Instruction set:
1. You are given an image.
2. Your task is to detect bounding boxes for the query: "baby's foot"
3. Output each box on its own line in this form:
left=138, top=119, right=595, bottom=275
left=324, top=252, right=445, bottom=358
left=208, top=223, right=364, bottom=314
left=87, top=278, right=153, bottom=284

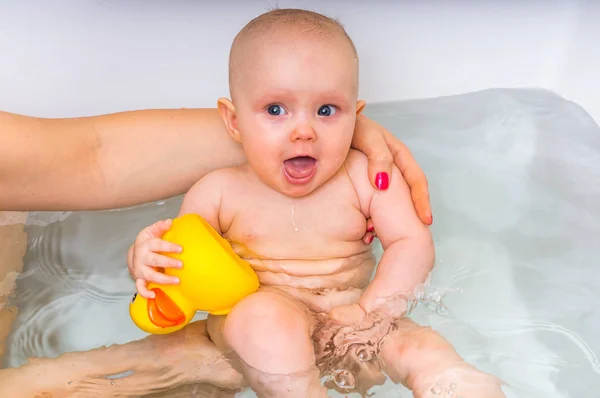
left=413, top=365, right=506, bottom=398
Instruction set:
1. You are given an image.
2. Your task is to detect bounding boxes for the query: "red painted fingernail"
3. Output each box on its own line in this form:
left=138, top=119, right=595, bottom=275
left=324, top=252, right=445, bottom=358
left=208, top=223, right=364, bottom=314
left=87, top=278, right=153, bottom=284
left=367, top=225, right=375, bottom=233
left=367, top=235, right=374, bottom=244
left=375, top=172, right=389, bottom=190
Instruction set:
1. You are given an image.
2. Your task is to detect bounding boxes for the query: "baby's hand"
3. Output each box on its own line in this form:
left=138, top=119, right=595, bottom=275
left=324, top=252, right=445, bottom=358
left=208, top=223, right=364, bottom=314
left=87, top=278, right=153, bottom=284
left=328, top=303, right=367, bottom=326
left=128, top=219, right=183, bottom=299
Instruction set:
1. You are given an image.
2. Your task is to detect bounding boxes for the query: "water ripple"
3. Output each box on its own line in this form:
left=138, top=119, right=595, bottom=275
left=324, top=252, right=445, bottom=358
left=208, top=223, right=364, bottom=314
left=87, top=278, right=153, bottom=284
left=470, top=318, right=600, bottom=374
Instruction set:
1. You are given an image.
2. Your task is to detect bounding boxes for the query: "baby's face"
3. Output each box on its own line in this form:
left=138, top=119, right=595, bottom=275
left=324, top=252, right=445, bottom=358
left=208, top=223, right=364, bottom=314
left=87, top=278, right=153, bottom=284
left=228, top=33, right=361, bottom=197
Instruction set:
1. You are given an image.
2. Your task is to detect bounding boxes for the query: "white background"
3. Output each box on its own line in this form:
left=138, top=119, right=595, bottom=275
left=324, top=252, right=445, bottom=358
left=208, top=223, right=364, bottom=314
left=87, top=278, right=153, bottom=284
left=1, top=0, right=598, bottom=122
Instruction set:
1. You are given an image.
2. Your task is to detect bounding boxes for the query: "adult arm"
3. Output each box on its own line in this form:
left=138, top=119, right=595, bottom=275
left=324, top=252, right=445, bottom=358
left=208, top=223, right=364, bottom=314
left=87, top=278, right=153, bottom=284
left=0, top=108, right=245, bottom=211
left=0, top=108, right=432, bottom=223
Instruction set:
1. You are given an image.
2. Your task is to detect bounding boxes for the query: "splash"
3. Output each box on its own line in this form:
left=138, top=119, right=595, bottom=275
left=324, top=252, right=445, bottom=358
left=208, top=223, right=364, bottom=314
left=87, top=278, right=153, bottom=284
left=313, top=279, right=461, bottom=396
left=408, top=278, right=462, bottom=316
left=430, top=381, right=465, bottom=397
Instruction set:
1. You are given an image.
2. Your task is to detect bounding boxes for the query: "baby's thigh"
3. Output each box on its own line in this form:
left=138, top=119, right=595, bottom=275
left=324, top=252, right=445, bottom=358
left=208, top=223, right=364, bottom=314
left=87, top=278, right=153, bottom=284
left=208, top=288, right=317, bottom=375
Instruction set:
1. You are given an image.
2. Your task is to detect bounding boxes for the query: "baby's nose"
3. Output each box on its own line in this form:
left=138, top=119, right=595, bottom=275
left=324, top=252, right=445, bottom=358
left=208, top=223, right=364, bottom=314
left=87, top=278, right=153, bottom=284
left=290, top=121, right=316, bottom=142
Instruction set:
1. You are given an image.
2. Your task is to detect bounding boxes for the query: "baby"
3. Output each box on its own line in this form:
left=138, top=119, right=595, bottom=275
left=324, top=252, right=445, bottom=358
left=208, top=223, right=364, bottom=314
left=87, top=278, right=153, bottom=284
left=129, top=8, right=505, bottom=398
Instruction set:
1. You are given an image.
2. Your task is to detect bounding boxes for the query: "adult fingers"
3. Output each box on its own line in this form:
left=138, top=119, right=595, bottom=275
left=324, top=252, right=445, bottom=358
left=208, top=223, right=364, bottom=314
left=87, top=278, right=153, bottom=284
left=383, top=131, right=433, bottom=225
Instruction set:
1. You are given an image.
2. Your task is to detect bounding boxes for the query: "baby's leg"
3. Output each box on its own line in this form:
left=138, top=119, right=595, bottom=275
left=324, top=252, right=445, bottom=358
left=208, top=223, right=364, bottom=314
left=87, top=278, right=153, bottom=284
left=379, top=318, right=505, bottom=398
left=209, top=289, right=327, bottom=398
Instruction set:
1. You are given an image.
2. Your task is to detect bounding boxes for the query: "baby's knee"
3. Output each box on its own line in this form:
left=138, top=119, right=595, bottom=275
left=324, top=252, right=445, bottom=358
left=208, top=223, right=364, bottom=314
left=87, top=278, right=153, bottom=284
left=223, top=291, right=313, bottom=371
left=224, top=292, right=310, bottom=347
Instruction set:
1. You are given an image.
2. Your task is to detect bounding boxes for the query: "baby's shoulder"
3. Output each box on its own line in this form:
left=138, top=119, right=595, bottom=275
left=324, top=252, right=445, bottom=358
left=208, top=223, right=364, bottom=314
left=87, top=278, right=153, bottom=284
left=344, top=149, right=369, bottom=171
left=343, top=149, right=371, bottom=189
left=186, top=166, right=243, bottom=198
left=202, top=166, right=240, bottom=184
left=342, top=150, right=375, bottom=212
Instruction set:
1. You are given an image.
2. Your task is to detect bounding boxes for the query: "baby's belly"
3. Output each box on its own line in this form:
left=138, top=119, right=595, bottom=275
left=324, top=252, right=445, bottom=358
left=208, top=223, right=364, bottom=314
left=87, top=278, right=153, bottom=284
left=244, top=251, right=376, bottom=313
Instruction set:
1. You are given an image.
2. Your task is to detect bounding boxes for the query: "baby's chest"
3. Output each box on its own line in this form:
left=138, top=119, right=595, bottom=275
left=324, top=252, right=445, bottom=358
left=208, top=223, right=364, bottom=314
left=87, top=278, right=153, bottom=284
left=225, top=194, right=367, bottom=256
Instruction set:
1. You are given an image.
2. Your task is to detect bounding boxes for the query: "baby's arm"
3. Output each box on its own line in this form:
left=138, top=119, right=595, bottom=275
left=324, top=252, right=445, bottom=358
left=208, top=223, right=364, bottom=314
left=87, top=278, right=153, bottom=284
left=345, top=152, right=504, bottom=396
left=128, top=170, right=227, bottom=297
left=347, top=150, right=434, bottom=315
left=177, top=169, right=225, bottom=231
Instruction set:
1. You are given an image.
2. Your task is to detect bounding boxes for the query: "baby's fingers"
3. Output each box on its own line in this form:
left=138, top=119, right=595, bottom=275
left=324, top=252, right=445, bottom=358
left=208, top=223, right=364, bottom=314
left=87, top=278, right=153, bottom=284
left=147, top=219, right=173, bottom=237
left=147, top=238, right=182, bottom=254
left=143, top=267, right=180, bottom=286
left=147, top=252, right=183, bottom=269
left=137, top=219, right=174, bottom=242
left=136, top=278, right=155, bottom=299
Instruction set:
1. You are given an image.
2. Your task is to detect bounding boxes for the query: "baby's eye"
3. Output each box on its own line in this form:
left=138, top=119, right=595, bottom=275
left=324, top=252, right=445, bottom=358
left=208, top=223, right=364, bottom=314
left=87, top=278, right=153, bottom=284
left=267, top=104, right=286, bottom=116
left=317, top=105, right=337, bottom=117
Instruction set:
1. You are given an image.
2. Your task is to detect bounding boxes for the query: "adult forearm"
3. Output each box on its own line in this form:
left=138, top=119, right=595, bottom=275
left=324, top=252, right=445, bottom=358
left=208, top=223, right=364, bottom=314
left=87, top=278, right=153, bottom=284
left=0, top=108, right=246, bottom=211
left=0, top=111, right=97, bottom=210
left=0, top=320, right=244, bottom=397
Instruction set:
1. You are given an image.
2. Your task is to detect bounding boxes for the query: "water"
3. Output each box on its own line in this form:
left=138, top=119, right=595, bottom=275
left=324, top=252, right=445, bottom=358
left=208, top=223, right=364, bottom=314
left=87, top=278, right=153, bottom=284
left=291, top=204, right=300, bottom=232
left=2, top=88, right=600, bottom=397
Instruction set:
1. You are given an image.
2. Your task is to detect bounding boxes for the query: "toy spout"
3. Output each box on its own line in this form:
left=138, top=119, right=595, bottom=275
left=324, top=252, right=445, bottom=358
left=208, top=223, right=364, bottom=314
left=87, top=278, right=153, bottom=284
left=129, top=284, right=197, bottom=335
left=147, top=288, right=186, bottom=328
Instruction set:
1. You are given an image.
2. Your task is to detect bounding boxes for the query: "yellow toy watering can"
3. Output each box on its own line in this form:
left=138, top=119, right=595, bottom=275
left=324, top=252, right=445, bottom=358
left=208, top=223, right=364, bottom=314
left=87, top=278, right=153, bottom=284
left=129, top=213, right=260, bottom=334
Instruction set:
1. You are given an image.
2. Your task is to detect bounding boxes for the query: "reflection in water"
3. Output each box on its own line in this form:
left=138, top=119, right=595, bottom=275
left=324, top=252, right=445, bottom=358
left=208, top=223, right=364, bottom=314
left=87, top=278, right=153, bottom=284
left=3, top=89, right=600, bottom=397
left=4, top=197, right=183, bottom=367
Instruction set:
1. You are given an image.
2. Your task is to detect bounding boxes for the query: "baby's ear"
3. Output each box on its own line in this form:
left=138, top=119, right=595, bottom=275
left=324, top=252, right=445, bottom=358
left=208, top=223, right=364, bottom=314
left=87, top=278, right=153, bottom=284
left=217, top=97, right=241, bottom=143
left=356, top=100, right=366, bottom=115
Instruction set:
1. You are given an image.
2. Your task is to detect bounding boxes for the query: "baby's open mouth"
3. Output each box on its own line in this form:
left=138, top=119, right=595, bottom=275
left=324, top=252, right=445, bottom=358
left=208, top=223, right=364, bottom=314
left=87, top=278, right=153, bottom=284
left=283, top=156, right=317, bottom=184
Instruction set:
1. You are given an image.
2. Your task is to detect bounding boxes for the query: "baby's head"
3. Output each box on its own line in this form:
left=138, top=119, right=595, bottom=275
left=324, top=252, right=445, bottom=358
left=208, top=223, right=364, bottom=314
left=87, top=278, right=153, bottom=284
left=218, top=8, right=365, bottom=197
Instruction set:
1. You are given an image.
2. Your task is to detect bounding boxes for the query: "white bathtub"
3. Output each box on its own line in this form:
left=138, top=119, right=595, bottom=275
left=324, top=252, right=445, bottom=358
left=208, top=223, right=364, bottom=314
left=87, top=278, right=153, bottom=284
left=1, top=2, right=599, bottom=398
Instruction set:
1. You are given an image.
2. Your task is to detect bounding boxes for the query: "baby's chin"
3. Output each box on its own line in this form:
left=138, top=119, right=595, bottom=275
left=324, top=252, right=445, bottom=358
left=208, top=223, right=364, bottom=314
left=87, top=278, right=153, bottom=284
left=280, top=186, right=318, bottom=198
left=273, top=180, right=320, bottom=198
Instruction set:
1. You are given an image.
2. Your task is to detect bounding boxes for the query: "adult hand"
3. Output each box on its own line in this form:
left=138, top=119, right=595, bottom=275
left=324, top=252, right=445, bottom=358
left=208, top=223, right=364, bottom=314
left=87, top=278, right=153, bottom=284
left=352, top=114, right=432, bottom=225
